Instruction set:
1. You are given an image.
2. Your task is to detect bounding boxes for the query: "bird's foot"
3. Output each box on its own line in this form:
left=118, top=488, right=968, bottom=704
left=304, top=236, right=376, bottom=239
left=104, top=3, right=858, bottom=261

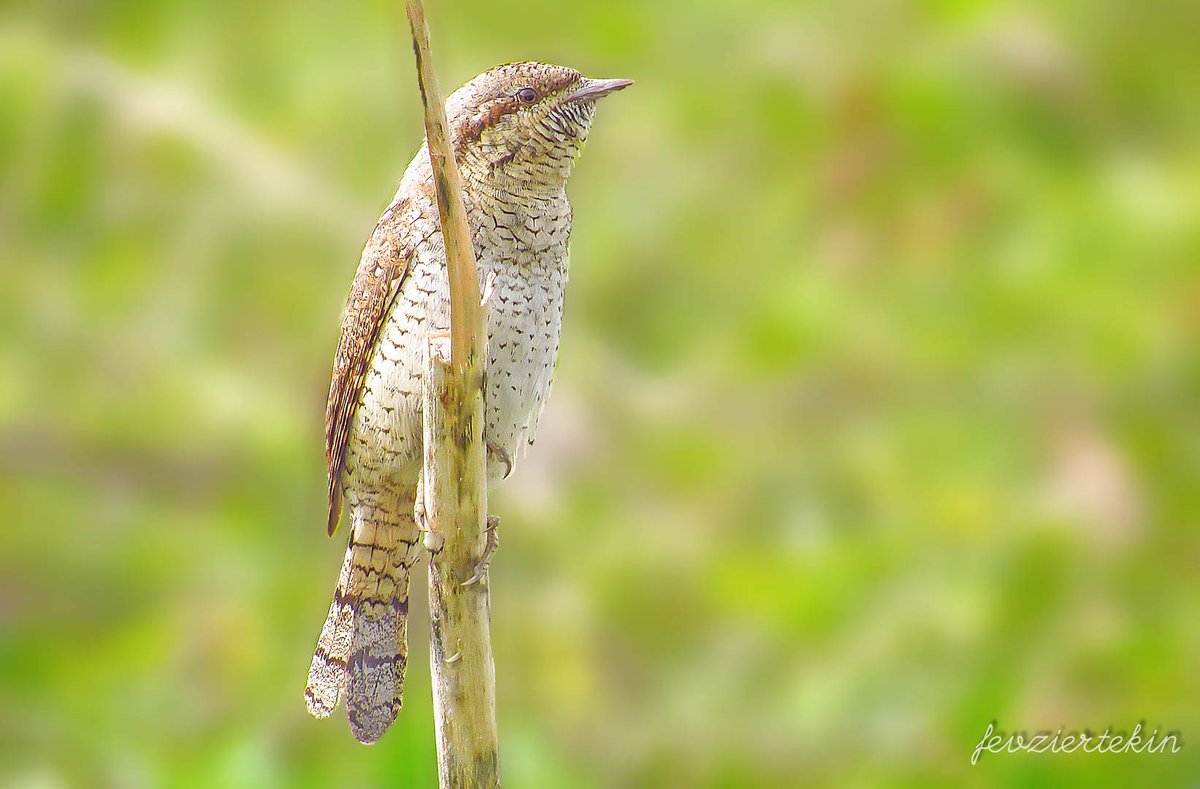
left=487, top=439, right=513, bottom=480
left=462, top=515, right=501, bottom=587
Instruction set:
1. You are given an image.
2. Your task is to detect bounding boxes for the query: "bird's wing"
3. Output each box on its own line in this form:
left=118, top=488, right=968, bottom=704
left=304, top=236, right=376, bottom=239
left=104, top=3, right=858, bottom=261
left=325, top=196, right=419, bottom=536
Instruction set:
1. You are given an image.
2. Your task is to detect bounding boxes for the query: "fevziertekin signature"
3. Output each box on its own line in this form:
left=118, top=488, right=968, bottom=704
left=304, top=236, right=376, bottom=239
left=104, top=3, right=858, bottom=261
left=972, top=721, right=1182, bottom=764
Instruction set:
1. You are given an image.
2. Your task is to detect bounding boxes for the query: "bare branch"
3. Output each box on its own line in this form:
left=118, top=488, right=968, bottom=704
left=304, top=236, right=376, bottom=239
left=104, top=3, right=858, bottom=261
left=406, top=2, right=500, bottom=786
left=406, top=0, right=482, bottom=371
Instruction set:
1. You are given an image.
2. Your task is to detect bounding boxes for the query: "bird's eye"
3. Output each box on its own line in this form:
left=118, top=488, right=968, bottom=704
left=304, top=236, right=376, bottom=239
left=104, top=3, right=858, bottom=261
left=517, top=87, right=538, bottom=104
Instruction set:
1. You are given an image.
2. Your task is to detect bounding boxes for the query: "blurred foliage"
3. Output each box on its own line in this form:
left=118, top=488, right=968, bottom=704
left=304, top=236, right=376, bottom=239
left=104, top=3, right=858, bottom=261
left=2, top=0, right=1199, bottom=786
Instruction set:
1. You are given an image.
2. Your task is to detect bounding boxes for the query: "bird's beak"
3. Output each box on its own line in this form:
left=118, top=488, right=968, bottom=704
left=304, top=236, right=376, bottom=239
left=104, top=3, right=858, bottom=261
left=565, top=77, right=634, bottom=103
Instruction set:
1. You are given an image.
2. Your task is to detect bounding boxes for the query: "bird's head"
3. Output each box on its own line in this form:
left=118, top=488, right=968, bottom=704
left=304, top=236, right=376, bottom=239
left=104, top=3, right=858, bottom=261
left=445, top=61, right=632, bottom=193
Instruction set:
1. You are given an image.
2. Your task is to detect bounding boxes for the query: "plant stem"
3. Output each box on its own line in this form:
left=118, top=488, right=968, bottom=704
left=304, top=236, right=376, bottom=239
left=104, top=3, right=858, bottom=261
left=406, top=1, right=500, bottom=786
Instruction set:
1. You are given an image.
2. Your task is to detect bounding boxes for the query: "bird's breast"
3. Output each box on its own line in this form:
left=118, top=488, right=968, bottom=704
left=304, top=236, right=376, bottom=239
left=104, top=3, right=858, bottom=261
left=476, top=201, right=571, bottom=484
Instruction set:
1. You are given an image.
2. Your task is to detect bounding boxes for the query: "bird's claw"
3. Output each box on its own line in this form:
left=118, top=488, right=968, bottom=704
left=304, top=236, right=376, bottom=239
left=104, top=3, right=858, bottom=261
left=462, top=515, right=501, bottom=587
left=486, top=440, right=513, bottom=480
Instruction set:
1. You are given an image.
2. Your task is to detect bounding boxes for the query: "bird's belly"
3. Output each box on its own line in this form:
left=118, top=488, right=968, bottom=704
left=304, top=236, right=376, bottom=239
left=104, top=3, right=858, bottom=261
left=481, top=255, right=567, bottom=485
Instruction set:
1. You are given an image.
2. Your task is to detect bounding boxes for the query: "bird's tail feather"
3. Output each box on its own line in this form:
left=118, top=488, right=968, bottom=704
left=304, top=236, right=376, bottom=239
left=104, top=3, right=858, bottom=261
left=305, top=505, right=421, bottom=744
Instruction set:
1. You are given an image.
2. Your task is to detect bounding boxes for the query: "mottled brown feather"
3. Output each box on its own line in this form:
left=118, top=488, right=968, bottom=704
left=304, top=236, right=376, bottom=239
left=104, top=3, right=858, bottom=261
left=325, top=198, right=416, bottom=535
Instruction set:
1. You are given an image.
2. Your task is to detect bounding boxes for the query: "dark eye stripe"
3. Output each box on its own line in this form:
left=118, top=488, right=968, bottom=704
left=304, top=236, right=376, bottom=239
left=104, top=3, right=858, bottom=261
left=460, top=96, right=520, bottom=142
left=457, top=70, right=583, bottom=145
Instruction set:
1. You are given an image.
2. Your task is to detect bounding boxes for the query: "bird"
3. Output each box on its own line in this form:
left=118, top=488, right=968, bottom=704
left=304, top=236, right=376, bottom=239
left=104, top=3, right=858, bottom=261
left=304, top=61, right=631, bottom=744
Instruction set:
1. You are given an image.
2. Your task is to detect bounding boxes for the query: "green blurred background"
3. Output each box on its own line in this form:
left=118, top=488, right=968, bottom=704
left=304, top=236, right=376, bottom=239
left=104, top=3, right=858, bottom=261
left=1, top=0, right=1198, bottom=786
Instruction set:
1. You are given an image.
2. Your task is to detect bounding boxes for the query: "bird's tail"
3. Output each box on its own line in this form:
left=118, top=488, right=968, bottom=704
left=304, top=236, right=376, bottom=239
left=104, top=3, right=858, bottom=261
left=305, top=501, right=422, bottom=744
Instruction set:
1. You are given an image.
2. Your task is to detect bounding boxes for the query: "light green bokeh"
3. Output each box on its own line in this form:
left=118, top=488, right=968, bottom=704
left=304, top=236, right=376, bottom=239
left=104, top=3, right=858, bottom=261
left=1, top=1, right=1197, bottom=786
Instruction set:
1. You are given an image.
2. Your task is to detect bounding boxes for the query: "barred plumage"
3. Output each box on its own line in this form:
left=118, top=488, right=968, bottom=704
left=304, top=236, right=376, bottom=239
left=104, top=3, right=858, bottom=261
left=305, top=61, right=631, bottom=743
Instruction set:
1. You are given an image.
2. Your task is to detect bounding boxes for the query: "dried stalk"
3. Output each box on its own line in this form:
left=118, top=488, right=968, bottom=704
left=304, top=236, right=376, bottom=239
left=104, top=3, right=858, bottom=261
left=406, top=1, right=500, bottom=787
left=406, top=0, right=482, bottom=369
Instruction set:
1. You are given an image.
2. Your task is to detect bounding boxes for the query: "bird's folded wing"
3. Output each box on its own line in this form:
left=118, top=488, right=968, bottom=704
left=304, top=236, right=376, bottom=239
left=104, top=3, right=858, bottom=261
left=324, top=196, right=422, bottom=536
